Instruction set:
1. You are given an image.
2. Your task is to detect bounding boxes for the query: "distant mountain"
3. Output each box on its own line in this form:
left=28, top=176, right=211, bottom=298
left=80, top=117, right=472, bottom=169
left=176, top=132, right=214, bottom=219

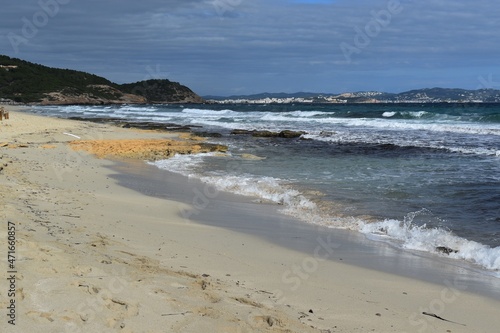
left=207, top=88, right=500, bottom=104
left=392, top=87, right=500, bottom=103
left=0, top=55, right=203, bottom=104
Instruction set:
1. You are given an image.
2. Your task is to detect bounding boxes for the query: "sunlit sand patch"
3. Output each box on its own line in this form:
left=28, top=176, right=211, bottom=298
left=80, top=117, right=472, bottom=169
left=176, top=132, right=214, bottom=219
left=69, top=139, right=227, bottom=160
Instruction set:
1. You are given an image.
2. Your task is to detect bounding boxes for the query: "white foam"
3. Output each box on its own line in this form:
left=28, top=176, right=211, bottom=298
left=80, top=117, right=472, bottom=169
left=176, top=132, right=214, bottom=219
left=287, top=110, right=325, bottom=117
left=381, top=110, right=429, bottom=118
left=200, top=174, right=316, bottom=209
left=382, top=111, right=397, bottom=118
left=182, top=108, right=237, bottom=116
left=151, top=154, right=316, bottom=212
left=149, top=153, right=212, bottom=177
left=360, top=216, right=500, bottom=271
left=410, top=111, right=428, bottom=118
left=152, top=153, right=500, bottom=273
left=304, top=131, right=500, bottom=157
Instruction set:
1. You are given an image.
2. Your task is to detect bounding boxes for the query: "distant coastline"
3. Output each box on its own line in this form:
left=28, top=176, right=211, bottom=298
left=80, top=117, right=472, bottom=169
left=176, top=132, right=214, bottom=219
left=205, top=88, right=500, bottom=104
left=3, top=55, right=500, bottom=105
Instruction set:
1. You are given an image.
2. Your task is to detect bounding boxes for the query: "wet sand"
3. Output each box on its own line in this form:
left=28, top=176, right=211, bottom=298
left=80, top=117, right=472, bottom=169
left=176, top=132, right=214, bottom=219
left=1, top=107, right=500, bottom=333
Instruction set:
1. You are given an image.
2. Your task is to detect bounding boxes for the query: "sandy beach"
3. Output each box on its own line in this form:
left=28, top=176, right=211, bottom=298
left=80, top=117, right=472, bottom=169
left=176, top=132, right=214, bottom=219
left=1, top=106, right=500, bottom=333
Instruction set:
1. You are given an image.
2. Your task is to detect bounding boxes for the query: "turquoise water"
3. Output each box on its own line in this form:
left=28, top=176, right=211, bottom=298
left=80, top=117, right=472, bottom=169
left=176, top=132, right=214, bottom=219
left=34, top=103, right=500, bottom=273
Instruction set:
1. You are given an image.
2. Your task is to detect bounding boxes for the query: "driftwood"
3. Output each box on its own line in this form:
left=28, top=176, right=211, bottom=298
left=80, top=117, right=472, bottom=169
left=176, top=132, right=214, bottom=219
left=422, top=312, right=466, bottom=326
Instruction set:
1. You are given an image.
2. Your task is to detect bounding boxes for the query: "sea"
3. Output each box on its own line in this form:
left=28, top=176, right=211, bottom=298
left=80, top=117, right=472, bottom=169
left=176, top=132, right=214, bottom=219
left=32, top=103, right=500, bottom=274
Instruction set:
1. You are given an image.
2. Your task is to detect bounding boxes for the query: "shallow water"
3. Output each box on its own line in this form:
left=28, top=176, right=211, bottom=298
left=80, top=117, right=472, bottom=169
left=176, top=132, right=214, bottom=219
left=32, top=103, right=500, bottom=273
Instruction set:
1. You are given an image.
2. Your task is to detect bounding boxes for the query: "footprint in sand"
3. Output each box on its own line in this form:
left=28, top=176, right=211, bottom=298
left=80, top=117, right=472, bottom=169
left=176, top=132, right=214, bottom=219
left=75, top=282, right=101, bottom=295
left=103, top=297, right=140, bottom=329
left=26, top=311, right=55, bottom=323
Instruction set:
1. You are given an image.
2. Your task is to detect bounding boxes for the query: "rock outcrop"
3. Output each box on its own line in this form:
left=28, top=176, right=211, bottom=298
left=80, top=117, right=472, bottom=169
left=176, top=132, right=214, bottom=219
left=230, top=129, right=306, bottom=138
left=40, top=85, right=147, bottom=105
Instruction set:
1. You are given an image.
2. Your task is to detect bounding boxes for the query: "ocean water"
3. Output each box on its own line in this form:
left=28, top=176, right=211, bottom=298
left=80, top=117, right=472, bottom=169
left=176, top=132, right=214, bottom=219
left=33, top=103, right=500, bottom=273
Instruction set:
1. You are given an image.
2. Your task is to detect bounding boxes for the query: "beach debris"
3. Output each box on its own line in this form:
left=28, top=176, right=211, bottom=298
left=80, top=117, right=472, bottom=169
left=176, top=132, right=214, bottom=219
left=422, top=312, right=466, bottom=326
left=436, top=246, right=458, bottom=255
left=63, top=132, right=81, bottom=139
left=161, top=311, right=192, bottom=317
left=257, top=289, right=273, bottom=295
left=61, top=214, right=80, bottom=218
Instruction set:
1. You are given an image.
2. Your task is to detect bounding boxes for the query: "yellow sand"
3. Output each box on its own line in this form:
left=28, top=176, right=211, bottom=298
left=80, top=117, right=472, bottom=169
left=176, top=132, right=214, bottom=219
left=1, top=107, right=500, bottom=333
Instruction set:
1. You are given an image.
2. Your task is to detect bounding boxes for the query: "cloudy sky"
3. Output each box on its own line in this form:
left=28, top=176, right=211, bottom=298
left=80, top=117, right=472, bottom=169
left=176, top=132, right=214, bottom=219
left=1, top=0, right=499, bottom=96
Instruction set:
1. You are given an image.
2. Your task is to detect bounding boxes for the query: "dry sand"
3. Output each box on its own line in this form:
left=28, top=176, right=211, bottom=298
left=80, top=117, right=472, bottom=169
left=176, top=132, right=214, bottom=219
left=1, top=107, right=500, bottom=333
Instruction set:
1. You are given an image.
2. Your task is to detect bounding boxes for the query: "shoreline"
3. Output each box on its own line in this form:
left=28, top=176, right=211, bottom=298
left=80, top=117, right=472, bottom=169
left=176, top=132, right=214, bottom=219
left=110, top=158, right=500, bottom=300
left=1, top=108, right=500, bottom=332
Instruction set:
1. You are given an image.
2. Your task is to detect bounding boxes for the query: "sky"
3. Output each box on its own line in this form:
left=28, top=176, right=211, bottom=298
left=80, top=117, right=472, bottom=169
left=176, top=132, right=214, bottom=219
left=1, top=0, right=500, bottom=96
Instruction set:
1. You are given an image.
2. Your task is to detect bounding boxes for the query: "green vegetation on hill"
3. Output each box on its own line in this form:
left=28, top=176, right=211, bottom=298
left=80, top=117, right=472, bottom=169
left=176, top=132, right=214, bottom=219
left=0, top=55, right=203, bottom=104
left=119, top=79, right=203, bottom=103
left=0, top=55, right=115, bottom=103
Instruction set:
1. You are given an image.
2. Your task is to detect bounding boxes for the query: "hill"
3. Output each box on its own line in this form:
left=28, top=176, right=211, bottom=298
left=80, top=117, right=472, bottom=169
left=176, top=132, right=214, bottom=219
left=0, top=55, right=203, bottom=104
left=207, top=88, right=500, bottom=104
left=120, top=79, right=203, bottom=103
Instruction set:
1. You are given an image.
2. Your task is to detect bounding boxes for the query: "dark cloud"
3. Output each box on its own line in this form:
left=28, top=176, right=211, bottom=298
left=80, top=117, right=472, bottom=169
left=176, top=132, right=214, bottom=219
left=1, top=0, right=499, bottom=95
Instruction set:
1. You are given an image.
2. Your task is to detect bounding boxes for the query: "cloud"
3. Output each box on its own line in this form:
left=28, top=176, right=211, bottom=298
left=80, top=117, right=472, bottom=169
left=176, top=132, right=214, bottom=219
left=1, top=0, right=500, bottom=95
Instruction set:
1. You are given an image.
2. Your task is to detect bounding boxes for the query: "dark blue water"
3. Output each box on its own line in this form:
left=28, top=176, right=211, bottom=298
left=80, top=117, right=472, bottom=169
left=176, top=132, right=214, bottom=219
left=32, top=103, right=500, bottom=273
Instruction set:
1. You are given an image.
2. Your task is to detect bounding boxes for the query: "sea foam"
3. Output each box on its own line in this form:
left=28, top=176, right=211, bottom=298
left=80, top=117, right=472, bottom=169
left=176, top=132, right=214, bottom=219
left=359, top=212, right=500, bottom=272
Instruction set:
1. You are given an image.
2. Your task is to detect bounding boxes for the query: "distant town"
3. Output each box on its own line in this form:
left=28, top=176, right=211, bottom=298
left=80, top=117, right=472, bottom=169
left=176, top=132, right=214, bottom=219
left=206, top=88, right=500, bottom=104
